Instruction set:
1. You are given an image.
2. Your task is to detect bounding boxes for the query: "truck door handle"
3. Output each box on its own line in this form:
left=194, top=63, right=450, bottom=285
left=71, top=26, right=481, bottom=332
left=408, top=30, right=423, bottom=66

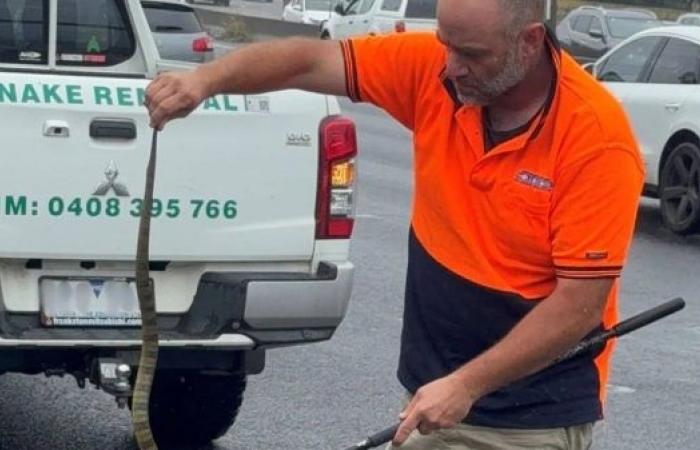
left=665, top=103, right=681, bottom=112
left=90, top=119, right=137, bottom=140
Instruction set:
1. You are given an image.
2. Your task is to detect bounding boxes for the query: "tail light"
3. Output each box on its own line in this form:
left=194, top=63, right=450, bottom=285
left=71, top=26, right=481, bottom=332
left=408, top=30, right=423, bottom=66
left=394, top=20, right=406, bottom=33
left=192, top=36, right=214, bottom=53
left=316, top=116, right=357, bottom=239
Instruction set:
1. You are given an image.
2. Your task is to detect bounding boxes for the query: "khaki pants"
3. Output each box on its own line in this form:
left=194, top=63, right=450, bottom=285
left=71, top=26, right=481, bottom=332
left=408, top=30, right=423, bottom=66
left=385, top=422, right=594, bottom=450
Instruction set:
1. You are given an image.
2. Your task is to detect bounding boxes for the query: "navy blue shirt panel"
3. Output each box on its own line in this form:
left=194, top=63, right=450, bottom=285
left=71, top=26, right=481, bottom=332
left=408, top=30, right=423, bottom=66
left=397, top=229, right=604, bottom=429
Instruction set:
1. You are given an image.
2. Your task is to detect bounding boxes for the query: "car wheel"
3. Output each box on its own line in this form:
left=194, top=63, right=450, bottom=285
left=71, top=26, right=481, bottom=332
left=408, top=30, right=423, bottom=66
left=660, top=141, right=700, bottom=234
left=131, top=369, right=247, bottom=446
left=320, top=30, right=331, bottom=39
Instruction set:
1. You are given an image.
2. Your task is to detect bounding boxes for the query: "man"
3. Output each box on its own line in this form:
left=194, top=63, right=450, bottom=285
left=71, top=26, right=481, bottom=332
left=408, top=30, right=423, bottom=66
left=146, top=1, right=644, bottom=448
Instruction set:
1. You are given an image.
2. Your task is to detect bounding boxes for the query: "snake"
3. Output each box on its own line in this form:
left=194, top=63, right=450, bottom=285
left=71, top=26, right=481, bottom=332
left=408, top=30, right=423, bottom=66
left=132, top=128, right=160, bottom=450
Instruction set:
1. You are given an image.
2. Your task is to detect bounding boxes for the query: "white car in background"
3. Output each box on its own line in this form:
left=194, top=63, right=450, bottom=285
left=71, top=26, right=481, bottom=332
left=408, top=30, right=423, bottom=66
left=282, top=0, right=335, bottom=25
left=677, top=12, right=700, bottom=26
left=591, top=26, right=700, bottom=234
left=320, top=0, right=436, bottom=40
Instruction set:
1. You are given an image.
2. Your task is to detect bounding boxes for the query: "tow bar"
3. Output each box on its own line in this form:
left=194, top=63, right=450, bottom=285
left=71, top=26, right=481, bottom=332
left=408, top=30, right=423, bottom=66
left=95, top=358, right=132, bottom=409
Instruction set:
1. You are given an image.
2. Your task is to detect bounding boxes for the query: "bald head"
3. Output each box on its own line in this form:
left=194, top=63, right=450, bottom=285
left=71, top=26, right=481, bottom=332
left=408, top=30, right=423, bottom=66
left=438, top=0, right=545, bottom=39
left=499, top=0, right=546, bottom=34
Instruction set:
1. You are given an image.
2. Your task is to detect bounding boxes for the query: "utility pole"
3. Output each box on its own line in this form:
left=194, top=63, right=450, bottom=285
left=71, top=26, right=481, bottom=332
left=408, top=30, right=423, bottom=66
left=545, top=0, right=558, bottom=29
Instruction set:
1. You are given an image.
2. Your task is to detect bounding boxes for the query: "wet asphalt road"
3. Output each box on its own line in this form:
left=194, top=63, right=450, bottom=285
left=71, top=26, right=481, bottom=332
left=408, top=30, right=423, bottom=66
left=0, top=100, right=698, bottom=450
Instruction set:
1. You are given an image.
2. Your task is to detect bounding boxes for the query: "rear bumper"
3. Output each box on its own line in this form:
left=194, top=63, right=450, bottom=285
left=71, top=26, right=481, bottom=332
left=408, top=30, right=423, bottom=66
left=243, top=261, right=353, bottom=329
left=0, top=334, right=254, bottom=348
left=0, top=261, right=354, bottom=349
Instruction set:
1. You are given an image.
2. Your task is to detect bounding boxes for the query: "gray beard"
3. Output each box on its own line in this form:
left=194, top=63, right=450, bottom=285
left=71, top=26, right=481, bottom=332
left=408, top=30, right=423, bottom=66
left=457, top=46, right=528, bottom=106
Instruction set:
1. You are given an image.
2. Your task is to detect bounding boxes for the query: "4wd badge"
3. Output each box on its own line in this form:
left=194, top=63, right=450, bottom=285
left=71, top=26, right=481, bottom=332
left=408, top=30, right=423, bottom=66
left=93, top=161, right=130, bottom=197
left=286, top=133, right=312, bottom=147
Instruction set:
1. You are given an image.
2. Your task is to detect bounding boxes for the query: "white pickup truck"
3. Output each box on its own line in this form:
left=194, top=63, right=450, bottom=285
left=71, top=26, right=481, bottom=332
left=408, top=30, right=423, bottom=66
left=0, top=0, right=356, bottom=445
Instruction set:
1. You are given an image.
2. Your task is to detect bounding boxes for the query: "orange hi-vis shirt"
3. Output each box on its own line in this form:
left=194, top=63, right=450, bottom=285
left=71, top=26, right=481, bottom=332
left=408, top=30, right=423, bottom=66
left=341, top=31, right=644, bottom=428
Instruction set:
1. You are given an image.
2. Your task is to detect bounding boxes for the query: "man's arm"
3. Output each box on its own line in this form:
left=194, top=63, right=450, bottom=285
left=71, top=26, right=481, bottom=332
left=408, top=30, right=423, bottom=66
left=393, top=277, right=613, bottom=444
left=146, top=38, right=346, bottom=129
left=453, top=277, right=613, bottom=397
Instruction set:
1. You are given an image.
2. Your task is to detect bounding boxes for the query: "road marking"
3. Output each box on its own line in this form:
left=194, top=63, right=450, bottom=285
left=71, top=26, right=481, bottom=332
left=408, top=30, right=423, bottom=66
left=607, top=384, right=636, bottom=394
left=214, top=41, right=237, bottom=50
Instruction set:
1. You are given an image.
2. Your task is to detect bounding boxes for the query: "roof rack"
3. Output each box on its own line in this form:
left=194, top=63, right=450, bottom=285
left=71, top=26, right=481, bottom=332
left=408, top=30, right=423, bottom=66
left=621, top=7, right=658, bottom=18
left=577, top=5, right=657, bottom=19
left=578, top=5, right=605, bottom=13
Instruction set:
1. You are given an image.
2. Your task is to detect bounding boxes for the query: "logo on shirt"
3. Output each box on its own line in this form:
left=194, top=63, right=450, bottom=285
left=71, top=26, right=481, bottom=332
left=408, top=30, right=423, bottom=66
left=514, top=170, right=553, bottom=191
left=586, top=251, right=609, bottom=260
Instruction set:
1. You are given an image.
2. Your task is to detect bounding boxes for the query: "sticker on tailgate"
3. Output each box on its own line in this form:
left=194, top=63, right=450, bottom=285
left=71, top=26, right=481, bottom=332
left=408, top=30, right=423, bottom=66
left=0, top=194, right=238, bottom=220
left=0, top=81, right=243, bottom=112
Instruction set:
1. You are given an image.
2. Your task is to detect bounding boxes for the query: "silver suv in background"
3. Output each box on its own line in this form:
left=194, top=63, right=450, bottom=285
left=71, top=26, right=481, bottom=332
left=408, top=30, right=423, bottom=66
left=142, top=0, right=214, bottom=63
left=557, top=6, right=661, bottom=63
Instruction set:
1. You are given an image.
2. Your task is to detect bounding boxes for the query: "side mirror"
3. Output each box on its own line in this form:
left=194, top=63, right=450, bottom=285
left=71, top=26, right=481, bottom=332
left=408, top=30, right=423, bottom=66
left=599, top=71, right=624, bottom=83
left=334, top=3, right=345, bottom=14
left=589, top=28, right=605, bottom=40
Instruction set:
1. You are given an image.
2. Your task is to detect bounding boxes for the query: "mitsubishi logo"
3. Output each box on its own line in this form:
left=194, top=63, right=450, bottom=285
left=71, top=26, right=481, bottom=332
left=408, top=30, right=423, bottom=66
left=93, top=161, right=130, bottom=197
left=89, top=279, right=104, bottom=298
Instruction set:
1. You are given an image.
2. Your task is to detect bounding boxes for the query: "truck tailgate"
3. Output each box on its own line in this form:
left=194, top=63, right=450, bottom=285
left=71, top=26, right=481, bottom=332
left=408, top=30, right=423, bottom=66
left=0, top=73, right=326, bottom=261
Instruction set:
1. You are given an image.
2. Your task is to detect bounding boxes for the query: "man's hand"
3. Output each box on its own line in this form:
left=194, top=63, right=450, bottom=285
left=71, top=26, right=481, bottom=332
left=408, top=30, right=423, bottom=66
left=145, top=70, right=209, bottom=130
left=393, top=375, right=476, bottom=446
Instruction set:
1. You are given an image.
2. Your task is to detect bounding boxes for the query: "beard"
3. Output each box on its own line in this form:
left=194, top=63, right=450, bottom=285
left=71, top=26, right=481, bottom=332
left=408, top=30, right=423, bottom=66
left=456, top=44, right=529, bottom=106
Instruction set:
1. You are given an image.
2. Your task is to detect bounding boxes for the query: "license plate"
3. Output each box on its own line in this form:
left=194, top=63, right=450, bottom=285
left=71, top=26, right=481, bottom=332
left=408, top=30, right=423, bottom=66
left=40, top=277, right=143, bottom=327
